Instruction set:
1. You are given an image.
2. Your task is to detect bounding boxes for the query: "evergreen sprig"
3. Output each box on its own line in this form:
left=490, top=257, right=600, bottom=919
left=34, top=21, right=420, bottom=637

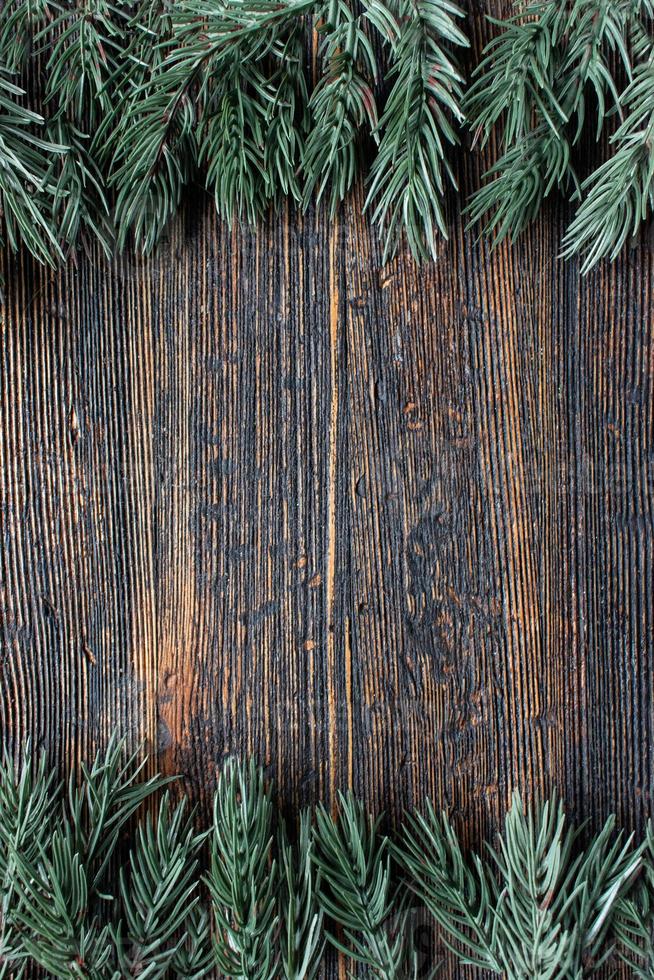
left=98, top=0, right=197, bottom=253
left=278, top=811, right=324, bottom=980
left=0, top=72, right=64, bottom=266
left=206, top=757, right=279, bottom=980
left=302, top=0, right=378, bottom=217
left=398, top=791, right=642, bottom=980
left=466, top=0, right=654, bottom=260
left=0, top=735, right=170, bottom=980
left=562, top=56, right=654, bottom=271
left=616, top=824, right=654, bottom=978
left=9, top=828, right=116, bottom=979
left=0, top=744, right=652, bottom=980
left=114, top=794, right=209, bottom=979
left=364, top=0, right=467, bottom=261
left=0, top=743, right=58, bottom=975
left=314, top=791, right=418, bottom=979
left=264, top=26, right=309, bottom=204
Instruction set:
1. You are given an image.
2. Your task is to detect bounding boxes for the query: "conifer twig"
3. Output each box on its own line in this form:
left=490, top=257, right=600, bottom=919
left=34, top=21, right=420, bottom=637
left=314, top=791, right=418, bottom=979
left=364, top=0, right=467, bottom=261
left=398, top=791, right=642, bottom=980
left=616, top=824, right=654, bottom=979
left=302, top=0, right=378, bottom=216
left=562, top=56, right=654, bottom=271
left=206, top=757, right=279, bottom=980
left=279, top=810, right=325, bottom=980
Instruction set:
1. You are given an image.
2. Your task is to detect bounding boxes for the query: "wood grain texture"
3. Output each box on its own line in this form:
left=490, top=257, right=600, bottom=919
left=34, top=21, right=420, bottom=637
left=1, top=4, right=654, bottom=976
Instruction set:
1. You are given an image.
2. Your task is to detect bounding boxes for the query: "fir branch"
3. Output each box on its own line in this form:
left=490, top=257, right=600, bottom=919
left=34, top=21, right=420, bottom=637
left=364, top=0, right=467, bottom=261
left=40, top=0, right=127, bottom=128
left=8, top=828, right=116, bottom=980
left=264, top=26, right=309, bottom=204
left=571, top=812, right=643, bottom=973
left=1, top=738, right=169, bottom=980
left=279, top=811, right=325, bottom=980
left=206, top=757, right=279, bottom=980
left=107, top=0, right=310, bottom=248
left=556, top=0, right=631, bottom=142
left=0, top=743, right=58, bottom=901
left=172, top=901, right=214, bottom=980
left=40, top=0, right=125, bottom=255
left=0, top=71, right=64, bottom=266
left=399, top=792, right=642, bottom=980
left=486, top=794, right=579, bottom=979
left=67, top=733, right=171, bottom=891
left=0, top=744, right=59, bottom=973
left=114, top=793, right=209, bottom=979
left=199, top=57, right=271, bottom=227
left=1, top=0, right=121, bottom=257
left=47, top=117, right=113, bottom=258
left=103, top=1, right=198, bottom=254
left=465, top=122, right=572, bottom=242
left=166, top=0, right=305, bottom=227
left=466, top=0, right=646, bottom=243
left=616, top=824, right=654, bottom=979
left=168, top=0, right=313, bottom=64
left=302, top=0, right=378, bottom=216
left=465, top=0, right=575, bottom=242
left=397, top=802, right=500, bottom=973
left=561, top=57, right=654, bottom=271
left=314, top=791, right=416, bottom=980
left=466, top=2, right=568, bottom=152
left=0, top=0, right=48, bottom=73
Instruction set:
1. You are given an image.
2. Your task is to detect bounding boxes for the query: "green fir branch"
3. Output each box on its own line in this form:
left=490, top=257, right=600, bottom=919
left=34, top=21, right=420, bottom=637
left=0, top=743, right=59, bottom=974
left=314, top=791, right=417, bottom=980
left=199, top=57, right=271, bottom=227
left=0, top=72, right=65, bottom=266
left=206, top=757, right=279, bottom=980
left=302, top=0, right=378, bottom=216
left=364, top=0, right=467, bottom=261
left=171, top=901, right=214, bottom=980
left=466, top=122, right=573, bottom=242
left=0, top=0, right=49, bottom=73
left=40, top=0, right=128, bottom=128
left=98, top=0, right=196, bottom=252
left=47, top=117, right=113, bottom=258
left=8, top=829, right=116, bottom=980
left=67, top=733, right=172, bottom=891
left=397, top=802, right=500, bottom=973
left=114, top=793, right=209, bottom=979
left=616, top=824, right=654, bottom=979
left=398, top=791, right=642, bottom=980
left=562, top=57, right=654, bottom=271
left=279, top=810, right=325, bottom=980
left=466, top=0, right=652, bottom=244
left=264, top=25, right=309, bottom=204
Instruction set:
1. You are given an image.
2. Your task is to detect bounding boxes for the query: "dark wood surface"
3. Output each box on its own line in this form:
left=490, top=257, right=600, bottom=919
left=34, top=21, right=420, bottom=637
left=1, top=10, right=654, bottom=974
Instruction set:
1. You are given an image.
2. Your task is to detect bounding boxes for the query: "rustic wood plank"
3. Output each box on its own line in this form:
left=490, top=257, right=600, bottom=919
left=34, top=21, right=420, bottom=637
left=0, top=7, right=653, bottom=976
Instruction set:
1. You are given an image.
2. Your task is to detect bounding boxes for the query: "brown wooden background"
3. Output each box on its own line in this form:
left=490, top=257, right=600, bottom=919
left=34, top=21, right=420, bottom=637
left=1, top=3, right=654, bottom=974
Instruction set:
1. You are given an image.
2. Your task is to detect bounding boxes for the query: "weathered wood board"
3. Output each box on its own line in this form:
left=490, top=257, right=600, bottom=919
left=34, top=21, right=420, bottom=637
left=1, top=8, right=654, bottom=974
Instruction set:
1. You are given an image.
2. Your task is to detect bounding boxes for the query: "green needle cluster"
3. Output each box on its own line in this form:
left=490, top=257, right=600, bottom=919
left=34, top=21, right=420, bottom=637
left=2, top=0, right=654, bottom=270
left=400, top=793, right=642, bottom=980
left=1, top=741, right=653, bottom=980
left=466, top=0, right=654, bottom=269
left=0, top=0, right=467, bottom=266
